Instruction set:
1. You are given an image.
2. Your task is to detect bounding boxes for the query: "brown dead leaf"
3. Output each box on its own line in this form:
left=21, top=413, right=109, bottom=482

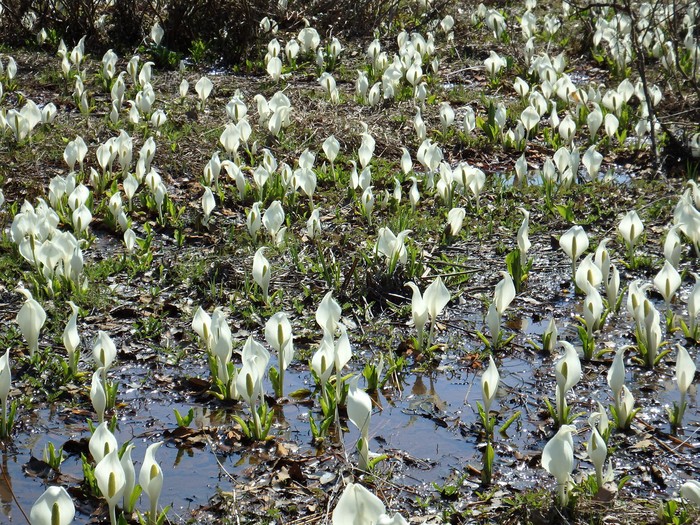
left=593, top=483, right=618, bottom=502
left=164, top=426, right=215, bottom=448
left=186, top=377, right=211, bottom=393
left=23, top=457, right=55, bottom=479
left=283, top=461, right=305, bottom=484
left=273, top=467, right=291, bottom=486
left=632, top=438, right=653, bottom=450
left=153, top=374, right=174, bottom=384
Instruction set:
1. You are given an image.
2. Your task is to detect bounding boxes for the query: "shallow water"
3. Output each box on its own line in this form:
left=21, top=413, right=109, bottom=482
left=2, top=265, right=698, bottom=524
left=3, top=335, right=698, bottom=522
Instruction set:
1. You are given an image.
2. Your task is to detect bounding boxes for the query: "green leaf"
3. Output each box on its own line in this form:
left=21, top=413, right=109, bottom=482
left=288, top=388, right=312, bottom=399
left=368, top=454, right=388, bottom=470
left=499, top=411, right=521, bottom=436
left=269, top=367, right=281, bottom=398
left=481, top=442, right=494, bottom=485
left=174, top=408, right=194, bottom=428
left=476, top=330, right=491, bottom=347
left=156, top=506, right=171, bottom=525
left=543, top=397, right=556, bottom=421
left=128, top=485, right=143, bottom=513
left=555, top=203, right=575, bottom=223
left=232, top=415, right=251, bottom=438
left=309, top=416, right=320, bottom=439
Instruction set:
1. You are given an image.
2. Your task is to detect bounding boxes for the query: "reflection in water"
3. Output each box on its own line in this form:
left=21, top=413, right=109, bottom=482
left=272, top=404, right=288, bottom=437
left=406, top=374, right=447, bottom=427
left=369, top=390, right=383, bottom=413
left=173, top=446, right=194, bottom=467
left=412, top=375, right=427, bottom=396
left=194, top=405, right=241, bottom=428
left=0, top=340, right=695, bottom=525
left=0, top=451, right=13, bottom=520
left=426, top=374, right=447, bottom=413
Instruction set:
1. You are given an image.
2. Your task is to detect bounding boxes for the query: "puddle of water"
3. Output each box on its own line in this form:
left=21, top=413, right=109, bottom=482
left=601, top=165, right=634, bottom=185
left=4, top=346, right=698, bottom=523
left=2, top=282, right=698, bottom=524
left=520, top=163, right=634, bottom=187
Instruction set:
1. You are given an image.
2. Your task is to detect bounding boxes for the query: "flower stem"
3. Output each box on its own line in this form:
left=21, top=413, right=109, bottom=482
left=1, top=398, right=6, bottom=438
left=109, top=503, right=117, bottom=525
